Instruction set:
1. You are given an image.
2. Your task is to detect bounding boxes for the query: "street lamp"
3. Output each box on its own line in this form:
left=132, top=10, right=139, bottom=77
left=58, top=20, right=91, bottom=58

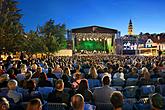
left=158, top=36, right=160, bottom=51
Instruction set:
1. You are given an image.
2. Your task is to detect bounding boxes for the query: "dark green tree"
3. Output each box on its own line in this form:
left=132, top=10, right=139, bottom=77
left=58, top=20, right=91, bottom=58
left=0, top=0, right=24, bottom=52
left=26, top=30, right=48, bottom=53
left=39, top=19, right=67, bottom=53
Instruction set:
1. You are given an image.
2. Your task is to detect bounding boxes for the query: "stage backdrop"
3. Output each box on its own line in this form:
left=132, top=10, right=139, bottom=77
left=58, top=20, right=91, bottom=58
left=76, top=41, right=106, bottom=51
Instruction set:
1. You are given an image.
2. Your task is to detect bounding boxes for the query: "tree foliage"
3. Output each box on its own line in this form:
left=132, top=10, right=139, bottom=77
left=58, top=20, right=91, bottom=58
left=0, top=0, right=67, bottom=53
left=0, top=0, right=24, bottom=52
left=39, top=19, right=67, bottom=53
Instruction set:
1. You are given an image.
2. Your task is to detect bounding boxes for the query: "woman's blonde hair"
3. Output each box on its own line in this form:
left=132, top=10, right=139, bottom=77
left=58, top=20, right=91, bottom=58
left=89, top=66, right=98, bottom=79
left=141, top=67, right=150, bottom=80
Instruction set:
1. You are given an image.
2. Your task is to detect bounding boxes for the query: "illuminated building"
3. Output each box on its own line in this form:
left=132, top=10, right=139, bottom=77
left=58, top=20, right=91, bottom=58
left=70, top=26, right=119, bottom=54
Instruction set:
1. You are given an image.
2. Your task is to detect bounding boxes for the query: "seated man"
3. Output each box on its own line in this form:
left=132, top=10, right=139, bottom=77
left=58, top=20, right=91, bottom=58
left=26, top=98, right=42, bottom=110
left=93, top=75, right=115, bottom=103
left=110, top=91, right=123, bottom=110
left=47, top=79, right=69, bottom=105
left=0, top=97, right=10, bottom=110
left=111, top=91, right=133, bottom=110
left=150, top=93, right=164, bottom=110
left=71, top=94, right=84, bottom=110
left=7, top=79, right=22, bottom=103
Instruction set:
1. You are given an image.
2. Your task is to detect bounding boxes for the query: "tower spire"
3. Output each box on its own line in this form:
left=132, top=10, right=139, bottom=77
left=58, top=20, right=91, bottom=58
left=128, top=19, right=133, bottom=35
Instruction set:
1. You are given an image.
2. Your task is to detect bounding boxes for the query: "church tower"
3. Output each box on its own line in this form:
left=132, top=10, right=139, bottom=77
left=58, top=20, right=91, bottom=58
left=128, top=19, right=133, bottom=35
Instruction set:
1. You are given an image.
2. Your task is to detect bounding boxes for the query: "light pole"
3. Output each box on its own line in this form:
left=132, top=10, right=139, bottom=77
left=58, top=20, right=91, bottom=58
left=157, top=36, right=161, bottom=56
left=158, top=36, right=160, bottom=49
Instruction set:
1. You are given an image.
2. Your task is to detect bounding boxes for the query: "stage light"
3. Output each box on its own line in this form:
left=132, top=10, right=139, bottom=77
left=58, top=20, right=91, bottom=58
left=87, top=38, right=89, bottom=41
left=78, top=38, right=81, bottom=41
left=83, top=38, right=85, bottom=41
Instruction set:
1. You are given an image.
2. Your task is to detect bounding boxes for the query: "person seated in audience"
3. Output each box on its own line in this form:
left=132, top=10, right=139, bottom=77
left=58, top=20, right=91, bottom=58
left=47, top=67, right=57, bottom=79
left=0, top=66, right=5, bottom=75
left=158, top=77, right=165, bottom=84
left=96, top=65, right=104, bottom=75
left=126, top=67, right=138, bottom=79
left=19, top=71, right=32, bottom=88
left=70, top=94, right=84, bottom=110
left=47, top=79, right=69, bottom=104
left=113, top=67, right=125, bottom=81
left=72, top=64, right=83, bottom=77
left=32, top=66, right=42, bottom=78
left=150, top=63, right=161, bottom=78
left=86, top=66, right=98, bottom=79
left=99, top=67, right=112, bottom=80
left=38, top=72, right=52, bottom=87
left=10, top=63, right=19, bottom=75
left=72, top=73, right=82, bottom=89
left=7, top=63, right=18, bottom=76
left=0, top=97, right=10, bottom=110
left=150, top=93, right=165, bottom=110
left=76, top=79, right=93, bottom=103
left=52, top=64, right=63, bottom=79
left=16, top=64, right=27, bottom=81
left=93, top=75, right=115, bottom=103
left=61, top=73, right=72, bottom=88
left=0, top=74, right=10, bottom=88
left=23, top=80, right=43, bottom=102
left=26, top=98, right=42, bottom=110
left=110, top=91, right=123, bottom=110
left=7, top=69, right=16, bottom=80
left=7, top=79, right=22, bottom=104
left=63, top=67, right=73, bottom=81
left=53, top=64, right=62, bottom=73
left=42, top=62, right=48, bottom=74
left=138, top=67, right=151, bottom=86
left=31, top=64, right=38, bottom=73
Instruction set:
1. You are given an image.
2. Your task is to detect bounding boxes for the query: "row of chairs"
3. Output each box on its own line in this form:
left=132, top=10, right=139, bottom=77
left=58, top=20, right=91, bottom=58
left=21, top=102, right=67, bottom=110
left=87, top=77, right=164, bottom=89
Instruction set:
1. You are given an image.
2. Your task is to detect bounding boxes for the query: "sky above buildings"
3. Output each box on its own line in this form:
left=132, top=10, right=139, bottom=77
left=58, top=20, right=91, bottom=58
left=18, top=0, right=165, bottom=35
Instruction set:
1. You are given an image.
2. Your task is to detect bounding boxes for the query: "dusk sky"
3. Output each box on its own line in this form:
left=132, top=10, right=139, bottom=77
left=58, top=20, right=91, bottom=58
left=18, top=0, right=165, bottom=35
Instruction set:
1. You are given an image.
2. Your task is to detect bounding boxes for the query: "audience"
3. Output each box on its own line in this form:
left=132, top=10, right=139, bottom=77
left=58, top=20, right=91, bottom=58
left=0, top=54, right=164, bottom=110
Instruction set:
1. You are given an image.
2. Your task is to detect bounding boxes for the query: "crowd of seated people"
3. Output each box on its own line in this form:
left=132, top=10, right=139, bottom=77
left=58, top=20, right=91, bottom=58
left=0, top=54, right=165, bottom=110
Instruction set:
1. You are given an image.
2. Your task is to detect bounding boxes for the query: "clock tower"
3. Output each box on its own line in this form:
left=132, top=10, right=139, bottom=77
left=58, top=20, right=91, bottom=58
left=128, top=19, right=133, bottom=35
